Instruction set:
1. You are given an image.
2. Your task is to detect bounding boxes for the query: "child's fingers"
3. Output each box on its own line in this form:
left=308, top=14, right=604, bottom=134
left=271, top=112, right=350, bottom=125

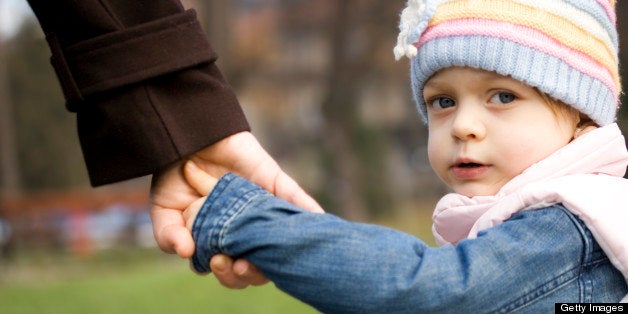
left=233, top=259, right=270, bottom=286
left=210, top=255, right=250, bottom=289
left=184, top=160, right=218, bottom=195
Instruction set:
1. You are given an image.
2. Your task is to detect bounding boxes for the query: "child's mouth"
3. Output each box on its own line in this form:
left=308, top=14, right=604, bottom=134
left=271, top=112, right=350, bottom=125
left=458, top=162, right=482, bottom=168
left=451, top=161, right=489, bottom=179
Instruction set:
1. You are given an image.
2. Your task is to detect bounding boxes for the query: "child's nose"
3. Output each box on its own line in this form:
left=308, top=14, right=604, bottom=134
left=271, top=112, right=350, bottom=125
left=451, top=105, right=486, bottom=141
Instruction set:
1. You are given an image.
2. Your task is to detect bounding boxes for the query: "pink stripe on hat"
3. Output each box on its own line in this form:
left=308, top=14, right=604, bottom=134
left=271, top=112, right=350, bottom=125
left=595, top=0, right=616, bottom=24
left=417, top=18, right=619, bottom=99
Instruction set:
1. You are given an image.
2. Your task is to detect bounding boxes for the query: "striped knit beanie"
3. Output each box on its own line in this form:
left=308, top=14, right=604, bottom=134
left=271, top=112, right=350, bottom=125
left=394, top=0, right=620, bottom=126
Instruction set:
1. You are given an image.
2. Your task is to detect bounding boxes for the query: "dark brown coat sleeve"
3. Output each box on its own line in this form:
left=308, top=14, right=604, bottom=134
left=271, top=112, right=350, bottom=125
left=26, top=0, right=250, bottom=186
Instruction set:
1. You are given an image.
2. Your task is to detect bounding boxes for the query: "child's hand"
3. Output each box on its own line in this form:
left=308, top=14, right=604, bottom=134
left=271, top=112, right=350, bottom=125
left=183, top=160, right=270, bottom=288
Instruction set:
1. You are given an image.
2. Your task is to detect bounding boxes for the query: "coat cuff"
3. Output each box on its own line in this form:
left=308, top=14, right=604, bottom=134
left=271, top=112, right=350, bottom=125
left=46, top=9, right=213, bottom=112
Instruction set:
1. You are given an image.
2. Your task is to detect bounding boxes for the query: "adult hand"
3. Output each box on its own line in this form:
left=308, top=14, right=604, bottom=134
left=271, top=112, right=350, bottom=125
left=152, top=159, right=268, bottom=288
left=182, top=162, right=269, bottom=288
left=150, top=131, right=323, bottom=288
left=189, top=131, right=323, bottom=214
left=150, top=159, right=198, bottom=258
left=187, top=131, right=324, bottom=288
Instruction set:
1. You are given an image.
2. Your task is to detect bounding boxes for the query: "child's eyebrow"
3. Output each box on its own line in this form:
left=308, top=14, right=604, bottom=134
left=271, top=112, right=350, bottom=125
left=473, top=74, right=522, bottom=86
left=423, top=82, right=452, bottom=95
left=423, top=81, right=445, bottom=89
left=424, top=77, right=452, bottom=89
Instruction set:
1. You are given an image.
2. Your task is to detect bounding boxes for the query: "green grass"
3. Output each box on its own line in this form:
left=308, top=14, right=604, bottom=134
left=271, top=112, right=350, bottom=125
left=0, top=207, right=435, bottom=314
left=0, top=250, right=317, bottom=314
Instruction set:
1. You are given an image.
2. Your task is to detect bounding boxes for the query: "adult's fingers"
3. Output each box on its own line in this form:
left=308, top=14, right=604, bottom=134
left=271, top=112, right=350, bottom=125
left=273, top=171, right=324, bottom=213
left=184, top=160, right=218, bottom=196
left=150, top=206, right=195, bottom=258
left=192, top=132, right=323, bottom=213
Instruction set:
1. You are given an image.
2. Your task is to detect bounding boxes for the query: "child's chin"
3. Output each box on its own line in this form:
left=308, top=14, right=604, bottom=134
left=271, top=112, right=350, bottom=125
left=453, top=185, right=500, bottom=198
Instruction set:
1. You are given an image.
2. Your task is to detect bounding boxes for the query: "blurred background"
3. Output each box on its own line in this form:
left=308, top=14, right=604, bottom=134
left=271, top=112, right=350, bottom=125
left=0, top=1, right=627, bottom=313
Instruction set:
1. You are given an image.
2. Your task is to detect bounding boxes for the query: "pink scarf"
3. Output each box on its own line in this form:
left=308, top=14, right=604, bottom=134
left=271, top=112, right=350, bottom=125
left=431, top=124, right=628, bottom=301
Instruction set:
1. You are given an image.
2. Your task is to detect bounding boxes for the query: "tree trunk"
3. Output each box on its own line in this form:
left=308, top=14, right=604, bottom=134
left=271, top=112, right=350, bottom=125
left=319, top=1, right=369, bottom=221
left=0, top=38, right=22, bottom=197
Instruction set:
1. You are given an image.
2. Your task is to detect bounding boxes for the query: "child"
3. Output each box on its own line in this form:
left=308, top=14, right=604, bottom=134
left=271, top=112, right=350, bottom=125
left=184, top=0, right=628, bottom=312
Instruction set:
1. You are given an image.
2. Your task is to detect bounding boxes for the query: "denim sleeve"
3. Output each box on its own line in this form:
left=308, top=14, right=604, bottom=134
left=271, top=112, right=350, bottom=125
left=191, top=174, right=587, bottom=313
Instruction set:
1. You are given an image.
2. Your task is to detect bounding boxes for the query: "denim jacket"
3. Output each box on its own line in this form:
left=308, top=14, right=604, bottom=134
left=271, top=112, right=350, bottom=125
left=192, top=174, right=627, bottom=313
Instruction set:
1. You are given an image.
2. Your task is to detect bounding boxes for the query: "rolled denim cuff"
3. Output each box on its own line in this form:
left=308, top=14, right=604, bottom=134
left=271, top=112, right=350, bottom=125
left=191, top=173, right=267, bottom=273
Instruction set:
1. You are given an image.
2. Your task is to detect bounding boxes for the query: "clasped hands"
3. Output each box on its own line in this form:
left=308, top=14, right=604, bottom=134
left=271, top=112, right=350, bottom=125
left=150, top=131, right=323, bottom=288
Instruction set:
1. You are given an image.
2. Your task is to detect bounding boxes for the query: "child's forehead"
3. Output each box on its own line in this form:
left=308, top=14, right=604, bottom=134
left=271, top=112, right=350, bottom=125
left=426, top=67, right=526, bottom=87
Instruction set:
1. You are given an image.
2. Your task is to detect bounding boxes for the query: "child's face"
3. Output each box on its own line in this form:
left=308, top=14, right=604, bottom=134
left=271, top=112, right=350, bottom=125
left=424, top=67, right=577, bottom=197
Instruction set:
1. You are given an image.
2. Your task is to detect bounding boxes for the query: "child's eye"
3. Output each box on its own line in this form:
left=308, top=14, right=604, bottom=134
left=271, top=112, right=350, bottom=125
left=429, top=97, right=456, bottom=110
left=489, top=92, right=516, bottom=104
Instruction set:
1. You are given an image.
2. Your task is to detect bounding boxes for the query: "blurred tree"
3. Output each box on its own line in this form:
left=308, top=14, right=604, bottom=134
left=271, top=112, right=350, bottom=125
left=5, top=21, right=87, bottom=191
left=0, top=35, right=22, bottom=196
left=184, top=0, right=235, bottom=74
left=275, top=1, right=406, bottom=220
left=215, top=0, right=426, bottom=219
left=317, top=1, right=384, bottom=220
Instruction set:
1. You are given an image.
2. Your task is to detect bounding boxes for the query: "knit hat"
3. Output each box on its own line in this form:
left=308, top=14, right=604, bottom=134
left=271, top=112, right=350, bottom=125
left=394, top=0, right=620, bottom=126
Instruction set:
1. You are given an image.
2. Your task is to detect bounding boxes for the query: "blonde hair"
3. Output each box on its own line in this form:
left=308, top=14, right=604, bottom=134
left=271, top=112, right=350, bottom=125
left=537, top=91, right=596, bottom=129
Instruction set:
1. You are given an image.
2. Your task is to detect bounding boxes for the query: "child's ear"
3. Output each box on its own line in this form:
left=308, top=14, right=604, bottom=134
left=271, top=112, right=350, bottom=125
left=573, top=115, right=598, bottom=140
left=573, top=125, right=598, bottom=139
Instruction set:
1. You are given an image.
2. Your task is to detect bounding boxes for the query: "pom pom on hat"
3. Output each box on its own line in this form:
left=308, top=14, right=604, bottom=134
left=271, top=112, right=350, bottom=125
left=394, top=0, right=426, bottom=60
